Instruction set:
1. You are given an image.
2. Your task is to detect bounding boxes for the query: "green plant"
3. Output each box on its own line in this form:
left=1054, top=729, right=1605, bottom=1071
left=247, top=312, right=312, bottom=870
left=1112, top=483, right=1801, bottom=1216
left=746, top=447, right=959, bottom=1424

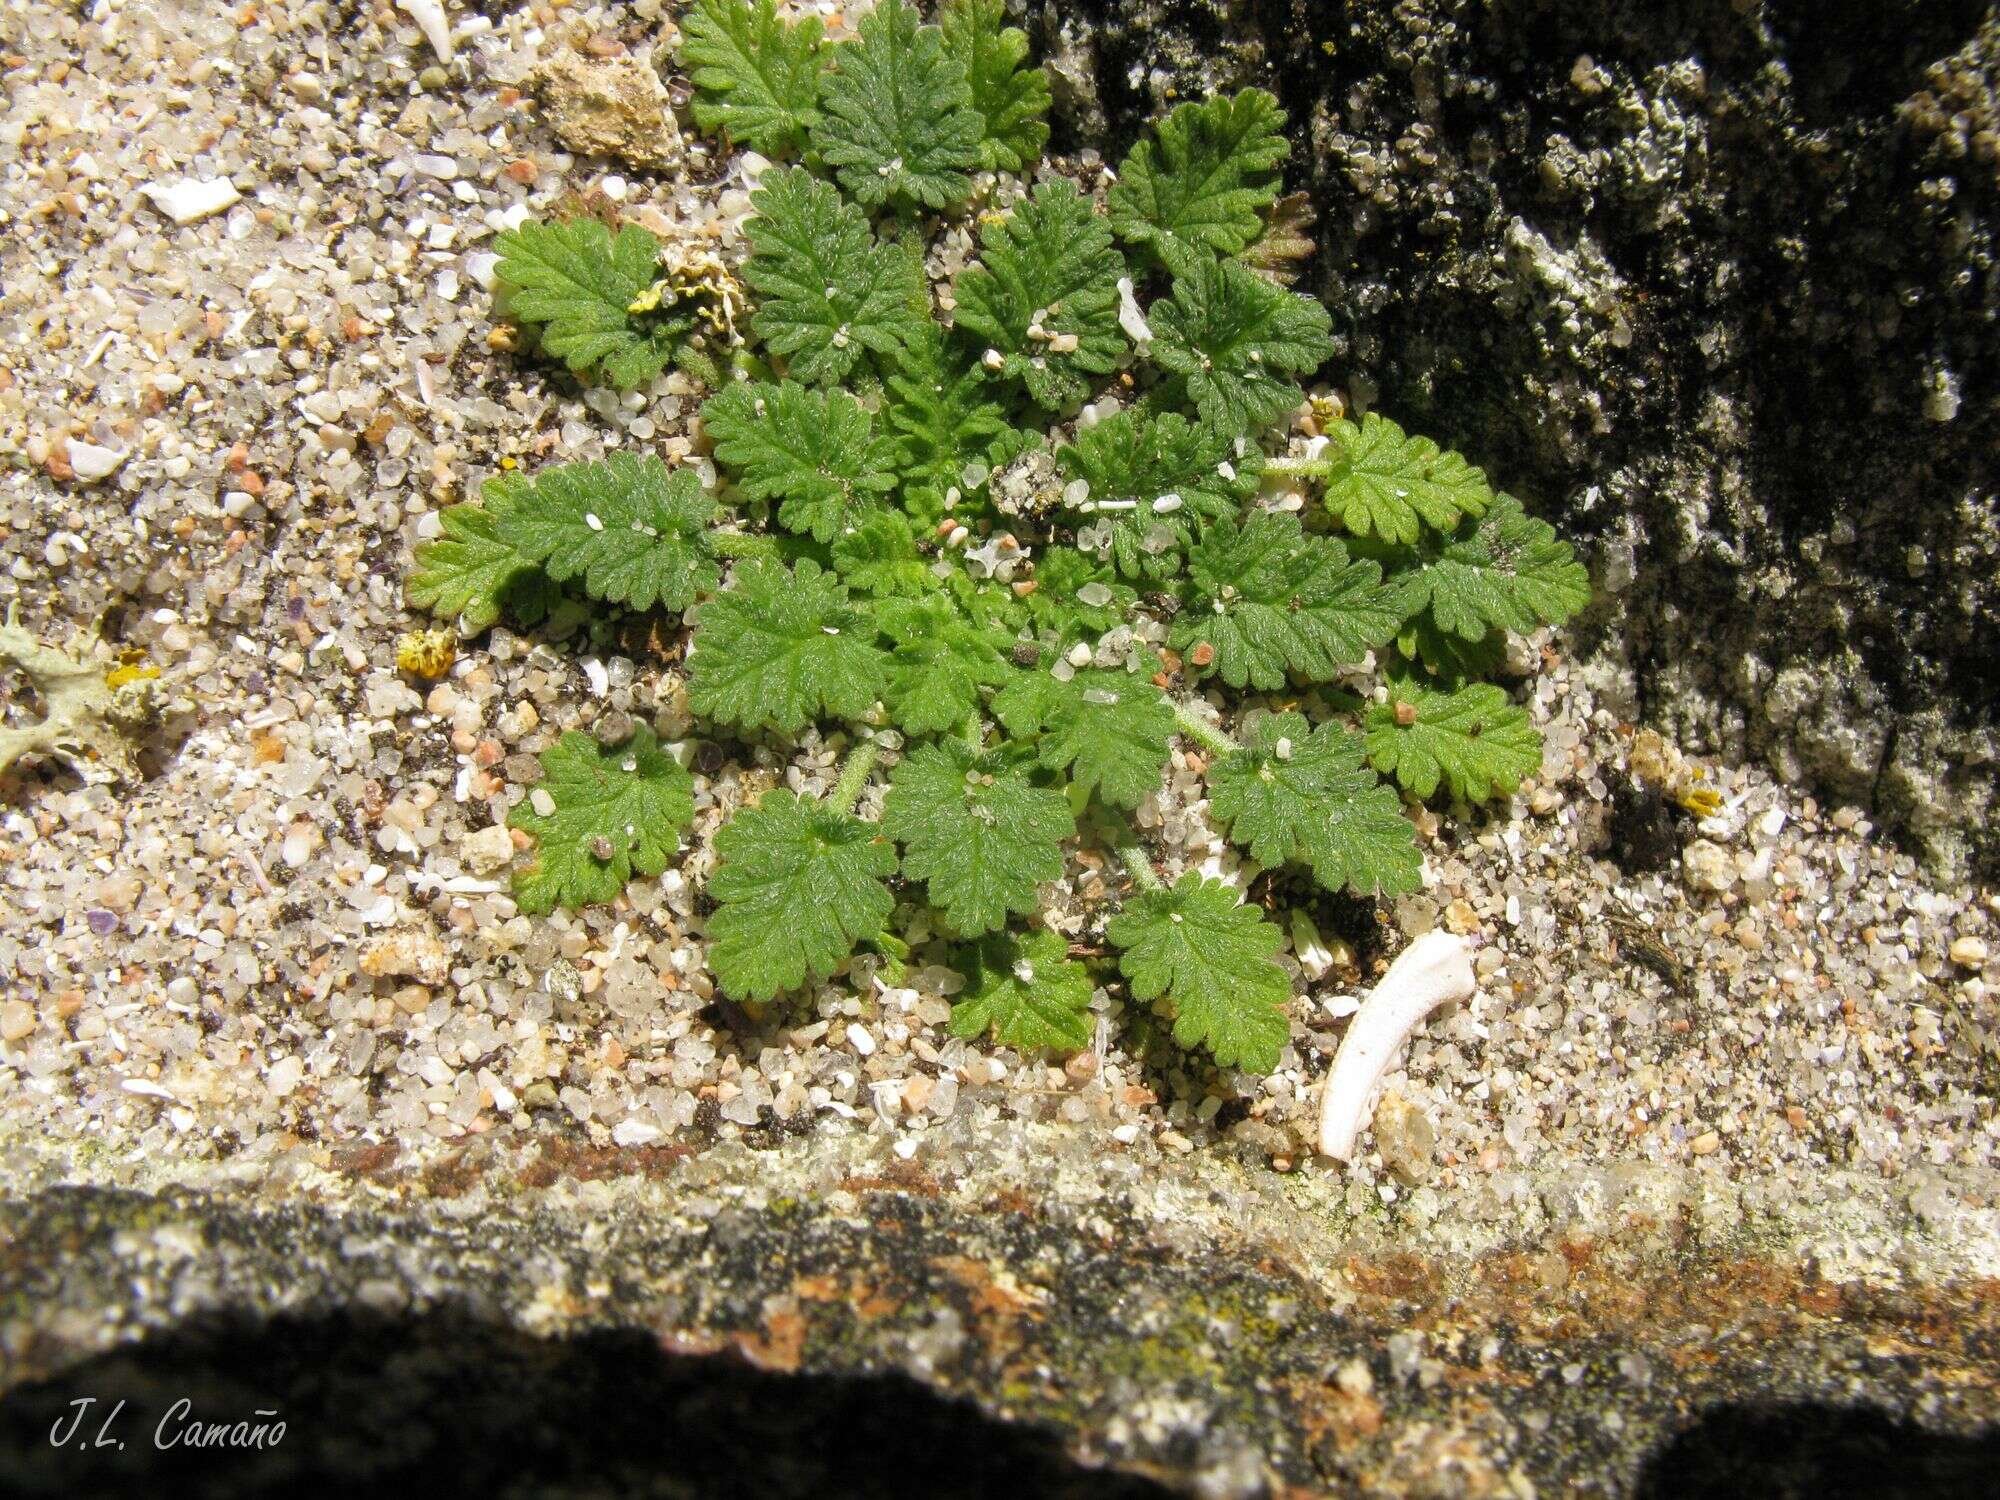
left=407, top=0, right=1589, bottom=1076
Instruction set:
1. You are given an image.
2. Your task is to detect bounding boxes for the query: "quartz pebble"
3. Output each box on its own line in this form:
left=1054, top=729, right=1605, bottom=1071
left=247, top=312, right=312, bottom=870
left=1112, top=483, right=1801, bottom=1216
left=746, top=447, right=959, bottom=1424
left=63, top=440, right=128, bottom=482
left=1681, top=839, right=1736, bottom=893
left=359, top=928, right=450, bottom=985
left=461, top=825, right=517, bottom=876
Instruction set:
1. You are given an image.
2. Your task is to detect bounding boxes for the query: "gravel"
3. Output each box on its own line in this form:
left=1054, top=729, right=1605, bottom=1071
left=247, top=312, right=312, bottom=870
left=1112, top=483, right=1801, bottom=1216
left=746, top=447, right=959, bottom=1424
left=1, top=1, right=1994, bottom=1226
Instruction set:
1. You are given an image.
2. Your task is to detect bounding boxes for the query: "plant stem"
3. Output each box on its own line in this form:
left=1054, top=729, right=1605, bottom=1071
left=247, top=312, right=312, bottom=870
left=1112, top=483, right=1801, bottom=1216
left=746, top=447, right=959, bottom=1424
left=1171, top=699, right=1238, bottom=757
left=1114, top=838, right=1164, bottom=894
left=1263, top=456, right=1328, bottom=481
left=708, top=531, right=781, bottom=560
left=829, top=739, right=881, bottom=814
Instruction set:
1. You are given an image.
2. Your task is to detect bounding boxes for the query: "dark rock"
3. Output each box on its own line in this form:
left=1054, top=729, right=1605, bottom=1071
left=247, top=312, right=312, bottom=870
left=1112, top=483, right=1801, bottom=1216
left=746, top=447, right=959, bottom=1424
left=1607, top=774, right=1682, bottom=874
left=1035, top=0, right=2000, bottom=878
left=2, top=1170, right=1997, bottom=1496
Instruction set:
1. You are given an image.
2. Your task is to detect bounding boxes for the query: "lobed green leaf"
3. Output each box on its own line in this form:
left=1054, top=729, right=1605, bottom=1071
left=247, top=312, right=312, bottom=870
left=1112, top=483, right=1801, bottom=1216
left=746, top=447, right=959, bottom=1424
left=1363, top=677, right=1542, bottom=803
left=1108, top=88, right=1290, bottom=276
left=1207, top=713, right=1422, bottom=897
left=954, top=179, right=1127, bottom=412
left=687, top=558, right=889, bottom=734
left=682, top=0, right=828, bottom=157
left=494, top=219, right=684, bottom=389
left=951, top=928, right=1093, bottom=1051
left=704, top=380, right=900, bottom=544
left=1149, top=258, right=1334, bottom=432
left=883, top=740, right=1074, bottom=936
left=1107, top=872, right=1291, bottom=1073
left=706, top=791, right=898, bottom=999
left=812, top=0, right=983, bottom=212
left=507, top=727, right=694, bottom=914
left=487, top=453, right=721, bottom=613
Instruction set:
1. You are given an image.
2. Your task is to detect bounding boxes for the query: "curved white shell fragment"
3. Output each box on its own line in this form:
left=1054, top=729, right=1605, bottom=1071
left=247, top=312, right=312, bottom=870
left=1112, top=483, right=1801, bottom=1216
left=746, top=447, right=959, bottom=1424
left=1116, top=277, right=1153, bottom=346
left=397, top=0, right=455, bottom=63
left=1318, top=930, right=1476, bottom=1162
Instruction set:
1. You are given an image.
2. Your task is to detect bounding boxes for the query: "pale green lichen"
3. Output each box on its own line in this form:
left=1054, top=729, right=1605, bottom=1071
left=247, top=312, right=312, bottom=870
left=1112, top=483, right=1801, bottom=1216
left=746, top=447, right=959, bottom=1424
left=0, top=605, right=164, bottom=783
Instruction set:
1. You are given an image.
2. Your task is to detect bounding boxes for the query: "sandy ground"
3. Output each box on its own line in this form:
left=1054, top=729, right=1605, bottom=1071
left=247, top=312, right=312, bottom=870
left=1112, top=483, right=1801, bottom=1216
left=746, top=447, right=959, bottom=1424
left=1, top=0, right=1996, bottom=1274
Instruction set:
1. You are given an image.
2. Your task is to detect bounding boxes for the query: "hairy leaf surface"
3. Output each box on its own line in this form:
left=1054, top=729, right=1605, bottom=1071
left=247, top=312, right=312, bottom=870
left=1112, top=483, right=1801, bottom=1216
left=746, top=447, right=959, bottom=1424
left=1108, top=89, right=1289, bottom=276
left=741, top=167, right=927, bottom=385
left=1172, top=512, right=1402, bottom=689
left=489, top=453, right=721, bottom=612
left=1364, top=677, right=1542, bottom=803
left=707, top=792, right=898, bottom=999
left=951, top=929, right=1093, bottom=1051
left=993, top=668, right=1174, bottom=809
left=507, top=727, right=694, bottom=914
left=494, top=219, right=683, bottom=389
left=682, top=0, right=827, bottom=157
left=884, top=740, right=1073, bottom=935
left=687, top=559, right=889, bottom=733
left=1150, top=259, right=1333, bottom=431
left=1207, top=713, right=1421, bottom=896
left=704, top=380, right=900, bottom=543
left=812, top=0, right=983, bottom=211
left=954, top=180, right=1127, bottom=411
left=1108, top=873, right=1291, bottom=1072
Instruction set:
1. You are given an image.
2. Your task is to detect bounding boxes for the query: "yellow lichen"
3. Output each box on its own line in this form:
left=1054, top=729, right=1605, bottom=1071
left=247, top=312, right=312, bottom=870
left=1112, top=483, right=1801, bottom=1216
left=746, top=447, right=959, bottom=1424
left=395, top=628, right=457, bottom=679
left=627, top=241, right=747, bottom=343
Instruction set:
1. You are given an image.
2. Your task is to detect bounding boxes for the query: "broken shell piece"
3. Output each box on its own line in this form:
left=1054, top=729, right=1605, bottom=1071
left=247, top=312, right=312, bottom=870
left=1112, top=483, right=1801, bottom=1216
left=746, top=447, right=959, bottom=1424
left=141, top=176, right=241, bottom=225
left=397, top=0, right=455, bottom=62
left=1116, top=277, right=1153, bottom=346
left=1318, top=930, right=1476, bottom=1162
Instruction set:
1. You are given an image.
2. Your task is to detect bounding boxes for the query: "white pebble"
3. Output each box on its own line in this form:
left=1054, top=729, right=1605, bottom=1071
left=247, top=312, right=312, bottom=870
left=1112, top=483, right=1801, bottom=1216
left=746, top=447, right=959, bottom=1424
left=846, top=1022, right=876, bottom=1057
left=461, top=825, right=517, bottom=875
left=64, top=440, right=127, bottom=481
left=142, top=176, right=241, bottom=225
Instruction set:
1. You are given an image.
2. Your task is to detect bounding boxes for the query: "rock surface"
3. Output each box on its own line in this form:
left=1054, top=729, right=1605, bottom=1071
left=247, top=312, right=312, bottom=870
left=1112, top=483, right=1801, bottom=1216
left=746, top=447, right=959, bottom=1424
left=3, top=1135, right=1998, bottom=1497
left=1034, top=0, right=2000, bottom=879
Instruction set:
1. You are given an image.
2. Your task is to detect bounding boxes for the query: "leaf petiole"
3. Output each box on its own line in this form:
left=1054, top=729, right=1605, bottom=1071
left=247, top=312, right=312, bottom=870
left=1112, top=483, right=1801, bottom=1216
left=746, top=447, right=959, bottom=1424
left=707, top=531, right=783, bottom=560
left=1114, top=838, right=1164, bottom=894
left=829, top=739, right=882, bottom=814
left=1170, top=698, right=1238, bottom=756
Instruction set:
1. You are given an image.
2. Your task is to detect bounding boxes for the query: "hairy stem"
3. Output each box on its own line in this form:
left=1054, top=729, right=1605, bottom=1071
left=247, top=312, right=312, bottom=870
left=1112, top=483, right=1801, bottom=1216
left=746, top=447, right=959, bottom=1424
left=1172, top=699, right=1238, bottom=757
left=1114, top=838, right=1164, bottom=895
left=829, top=739, right=881, bottom=814
left=708, top=531, right=782, bottom=560
left=1263, top=456, right=1330, bottom=481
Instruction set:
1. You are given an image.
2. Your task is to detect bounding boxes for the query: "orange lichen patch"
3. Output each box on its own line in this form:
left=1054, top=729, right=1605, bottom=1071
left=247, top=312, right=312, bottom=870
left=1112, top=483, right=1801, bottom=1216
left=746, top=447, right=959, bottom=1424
left=736, top=1307, right=808, bottom=1373
left=790, top=1273, right=902, bottom=1323
left=419, top=1147, right=485, bottom=1200
left=932, top=1255, right=1049, bottom=1320
left=1284, top=1376, right=1385, bottom=1455
left=838, top=1162, right=944, bottom=1197
left=1315, top=1238, right=2000, bottom=1409
left=1341, top=1251, right=1443, bottom=1306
